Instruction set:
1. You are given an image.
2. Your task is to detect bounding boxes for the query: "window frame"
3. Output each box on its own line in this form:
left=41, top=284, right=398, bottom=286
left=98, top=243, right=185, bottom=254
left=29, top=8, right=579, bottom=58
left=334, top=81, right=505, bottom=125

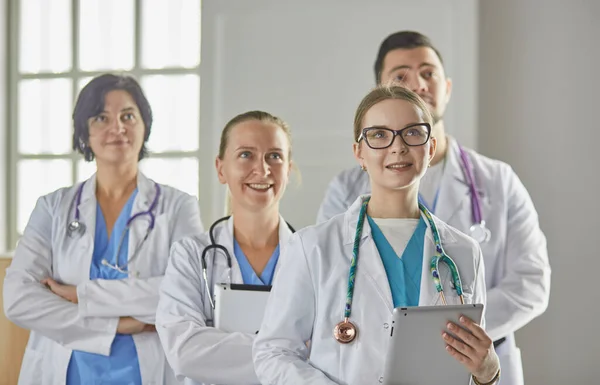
left=6, top=0, right=202, bottom=248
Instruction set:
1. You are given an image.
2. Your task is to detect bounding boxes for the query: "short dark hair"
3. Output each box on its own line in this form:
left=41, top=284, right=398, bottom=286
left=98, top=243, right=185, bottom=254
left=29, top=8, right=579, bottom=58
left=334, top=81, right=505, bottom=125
left=374, top=31, right=444, bottom=84
left=72, top=73, right=153, bottom=161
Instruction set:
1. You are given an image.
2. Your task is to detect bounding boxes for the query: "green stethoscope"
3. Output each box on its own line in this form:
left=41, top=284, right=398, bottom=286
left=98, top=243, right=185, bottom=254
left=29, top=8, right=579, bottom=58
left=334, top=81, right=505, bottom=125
left=333, top=197, right=465, bottom=344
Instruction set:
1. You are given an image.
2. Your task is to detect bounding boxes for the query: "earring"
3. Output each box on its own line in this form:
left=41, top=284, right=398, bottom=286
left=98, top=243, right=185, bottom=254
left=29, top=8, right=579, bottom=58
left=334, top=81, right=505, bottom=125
left=428, top=163, right=431, bottom=168
left=361, top=165, right=367, bottom=171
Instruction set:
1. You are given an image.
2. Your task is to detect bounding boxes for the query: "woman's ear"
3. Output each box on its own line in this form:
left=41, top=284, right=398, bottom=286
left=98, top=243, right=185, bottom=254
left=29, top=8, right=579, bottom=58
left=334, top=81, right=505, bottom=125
left=288, top=159, right=293, bottom=178
left=353, top=142, right=365, bottom=170
left=428, top=136, right=437, bottom=164
left=215, top=156, right=227, bottom=185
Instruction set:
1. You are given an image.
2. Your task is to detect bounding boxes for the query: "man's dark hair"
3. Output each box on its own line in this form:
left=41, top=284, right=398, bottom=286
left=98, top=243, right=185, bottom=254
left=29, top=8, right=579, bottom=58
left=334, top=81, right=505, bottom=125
left=374, top=31, right=444, bottom=84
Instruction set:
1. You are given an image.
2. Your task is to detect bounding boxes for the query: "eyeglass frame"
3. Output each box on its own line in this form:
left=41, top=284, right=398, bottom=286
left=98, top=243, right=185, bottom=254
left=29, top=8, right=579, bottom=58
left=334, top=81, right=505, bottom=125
left=357, top=122, right=432, bottom=149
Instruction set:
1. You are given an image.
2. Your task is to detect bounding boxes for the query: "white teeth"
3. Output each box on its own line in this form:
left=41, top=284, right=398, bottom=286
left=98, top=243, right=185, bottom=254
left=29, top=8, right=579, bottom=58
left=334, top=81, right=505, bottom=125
left=248, top=183, right=271, bottom=190
left=387, top=164, right=410, bottom=169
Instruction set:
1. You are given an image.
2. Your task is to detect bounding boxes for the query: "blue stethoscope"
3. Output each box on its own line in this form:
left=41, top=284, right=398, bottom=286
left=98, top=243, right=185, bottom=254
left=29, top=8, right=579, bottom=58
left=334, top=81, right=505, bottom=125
left=419, top=144, right=491, bottom=244
left=334, top=197, right=465, bottom=344
left=67, top=180, right=161, bottom=276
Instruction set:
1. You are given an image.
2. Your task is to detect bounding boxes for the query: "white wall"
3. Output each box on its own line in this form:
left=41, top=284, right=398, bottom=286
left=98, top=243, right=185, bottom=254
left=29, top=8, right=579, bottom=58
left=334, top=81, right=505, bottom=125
left=479, top=0, right=599, bottom=383
left=199, top=0, right=478, bottom=228
left=1, top=0, right=478, bottom=245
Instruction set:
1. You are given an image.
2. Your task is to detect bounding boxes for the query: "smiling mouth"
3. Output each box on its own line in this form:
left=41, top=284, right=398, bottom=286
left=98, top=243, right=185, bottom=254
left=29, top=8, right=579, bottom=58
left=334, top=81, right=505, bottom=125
left=246, top=183, right=273, bottom=191
left=386, top=162, right=413, bottom=169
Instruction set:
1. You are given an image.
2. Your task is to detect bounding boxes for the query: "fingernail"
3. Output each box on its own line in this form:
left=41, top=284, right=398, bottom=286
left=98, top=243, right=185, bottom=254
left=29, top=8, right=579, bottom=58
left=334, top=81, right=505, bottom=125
left=460, top=316, right=466, bottom=323
left=443, top=333, right=449, bottom=340
left=447, top=323, right=455, bottom=330
left=445, top=345, right=452, bottom=352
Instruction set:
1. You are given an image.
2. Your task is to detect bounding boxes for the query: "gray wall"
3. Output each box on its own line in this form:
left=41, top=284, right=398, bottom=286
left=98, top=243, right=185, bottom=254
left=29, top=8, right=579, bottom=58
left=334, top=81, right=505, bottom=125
left=199, top=0, right=479, bottom=228
left=479, top=0, right=599, bottom=383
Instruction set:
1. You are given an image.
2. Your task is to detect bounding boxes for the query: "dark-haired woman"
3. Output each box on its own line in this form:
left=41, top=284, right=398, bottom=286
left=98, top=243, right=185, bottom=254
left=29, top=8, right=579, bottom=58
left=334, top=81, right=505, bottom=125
left=3, top=73, right=204, bottom=385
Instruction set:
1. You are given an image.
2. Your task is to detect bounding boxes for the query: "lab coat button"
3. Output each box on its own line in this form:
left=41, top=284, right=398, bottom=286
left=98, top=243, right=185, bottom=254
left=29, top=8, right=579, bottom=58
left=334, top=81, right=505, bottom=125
left=379, top=376, right=383, bottom=383
left=383, top=323, right=389, bottom=329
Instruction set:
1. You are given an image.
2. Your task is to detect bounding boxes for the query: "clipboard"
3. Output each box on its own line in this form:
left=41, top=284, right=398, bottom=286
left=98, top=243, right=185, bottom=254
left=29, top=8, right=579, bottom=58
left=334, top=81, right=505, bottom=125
left=213, top=283, right=271, bottom=334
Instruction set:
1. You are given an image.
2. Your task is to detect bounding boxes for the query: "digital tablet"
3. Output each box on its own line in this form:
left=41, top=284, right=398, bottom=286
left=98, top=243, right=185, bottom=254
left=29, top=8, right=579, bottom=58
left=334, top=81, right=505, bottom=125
left=382, top=304, right=484, bottom=385
left=213, top=283, right=271, bottom=334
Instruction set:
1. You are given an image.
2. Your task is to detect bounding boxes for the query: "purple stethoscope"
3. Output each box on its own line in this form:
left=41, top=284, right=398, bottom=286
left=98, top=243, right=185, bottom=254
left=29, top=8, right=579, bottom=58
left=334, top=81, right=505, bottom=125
left=419, top=144, right=490, bottom=244
left=457, top=145, right=491, bottom=244
left=67, top=181, right=161, bottom=275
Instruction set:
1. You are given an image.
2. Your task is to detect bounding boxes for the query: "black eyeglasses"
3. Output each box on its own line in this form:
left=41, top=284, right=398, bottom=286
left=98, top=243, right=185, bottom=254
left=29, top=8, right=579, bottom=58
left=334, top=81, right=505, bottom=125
left=357, top=123, right=431, bottom=149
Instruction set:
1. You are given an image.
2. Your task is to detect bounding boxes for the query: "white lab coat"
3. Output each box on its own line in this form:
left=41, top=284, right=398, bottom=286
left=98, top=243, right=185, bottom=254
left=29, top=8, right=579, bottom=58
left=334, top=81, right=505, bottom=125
left=316, top=137, right=551, bottom=385
left=253, top=195, right=488, bottom=385
left=156, top=216, right=293, bottom=385
left=3, top=172, right=204, bottom=385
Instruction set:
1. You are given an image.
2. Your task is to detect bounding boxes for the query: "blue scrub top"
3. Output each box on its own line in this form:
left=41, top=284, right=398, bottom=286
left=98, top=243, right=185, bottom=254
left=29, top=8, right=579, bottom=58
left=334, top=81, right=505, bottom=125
left=367, top=216, right=426, bottom=307
left=67, top=189, right=143, bottom=385
left=233, top=239, right=280, bottom=286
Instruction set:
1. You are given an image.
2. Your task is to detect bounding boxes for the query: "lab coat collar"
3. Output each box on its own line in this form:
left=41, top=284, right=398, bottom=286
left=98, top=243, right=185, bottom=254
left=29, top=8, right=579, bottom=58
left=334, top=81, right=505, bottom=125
left=343, top=194, right=457, bottom=246
left=343, top=195, right=372, bottom=245
left=79, top=171, right=156, bottom=205
left=434, top=136, right=471, bottom=221
left=226, top=213, right=293, bottom=248
left=214, top=214, right=293, bottom=285
left=74, top=171, right=157, bottom=276
left=343, top=194, right=458, bottom=310
left=77, top=172, right=157, bottom=250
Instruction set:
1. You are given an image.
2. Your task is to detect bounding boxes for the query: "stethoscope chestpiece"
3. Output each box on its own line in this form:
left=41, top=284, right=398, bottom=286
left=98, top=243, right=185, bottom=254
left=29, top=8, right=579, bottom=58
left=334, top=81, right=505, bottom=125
left=469, top=221, right=491, bottom=244
left=334, top=319, right=358, bottom=344
left=67, top=221, right=85, bottom=236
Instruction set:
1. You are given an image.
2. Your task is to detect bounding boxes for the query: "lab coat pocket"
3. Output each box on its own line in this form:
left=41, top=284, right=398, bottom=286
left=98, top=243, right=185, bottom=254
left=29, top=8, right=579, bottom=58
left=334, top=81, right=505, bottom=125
left=496, top=345, right=524, bottom=385
left=18, top=348, right=43, bottom=385
left=445, top=291, right=473, bottom=305
left=461, top=292, right=474, bottom=304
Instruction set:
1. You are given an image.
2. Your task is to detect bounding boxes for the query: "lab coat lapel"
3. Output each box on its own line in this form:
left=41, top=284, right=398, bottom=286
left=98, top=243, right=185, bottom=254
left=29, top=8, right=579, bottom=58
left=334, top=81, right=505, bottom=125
left=127, top=173, right=157, bottom=275
left=344, top=196, right=394, bottom=312
left=76, top=175, right=98, bottom=279
left=360, top=238, right=395, bottom=312
left=278, top=214, right=293, bottom=253
left=434, top=138, right=470, bottom=223
left=418, top=214, right=457, bottom=306
left=213, top=217, right=242, bottom=285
